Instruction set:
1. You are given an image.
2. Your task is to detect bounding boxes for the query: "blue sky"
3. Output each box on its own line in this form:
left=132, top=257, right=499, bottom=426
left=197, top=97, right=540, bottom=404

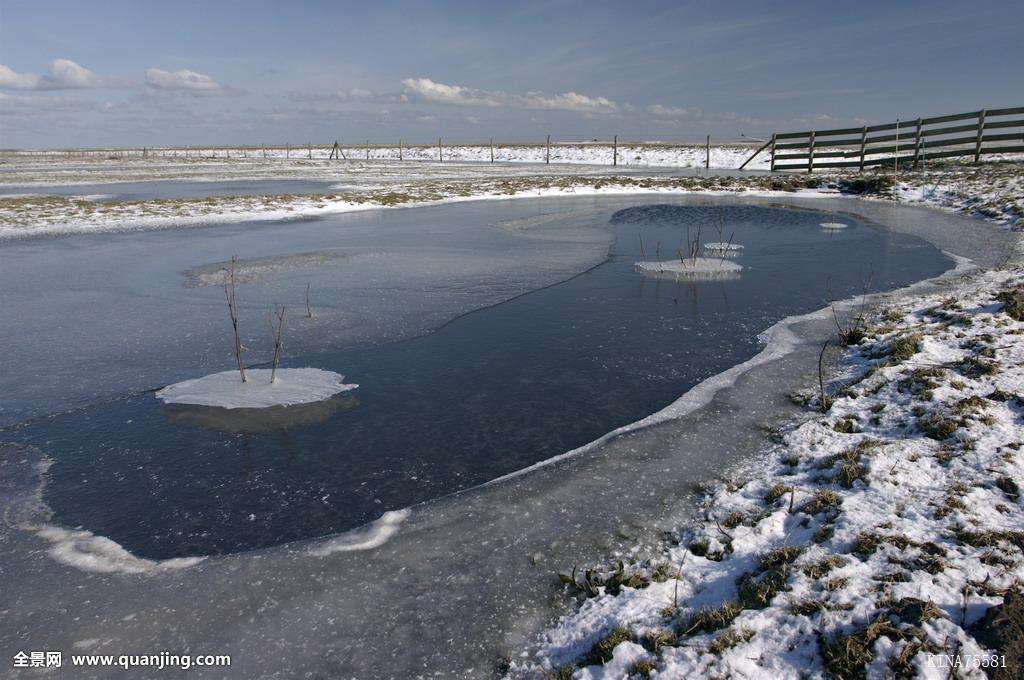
left=1, top=0, right=1022, bottom=148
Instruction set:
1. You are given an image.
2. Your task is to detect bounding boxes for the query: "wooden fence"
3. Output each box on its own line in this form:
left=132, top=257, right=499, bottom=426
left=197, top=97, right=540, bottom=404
left=757, top=107, right=1024, bottom=172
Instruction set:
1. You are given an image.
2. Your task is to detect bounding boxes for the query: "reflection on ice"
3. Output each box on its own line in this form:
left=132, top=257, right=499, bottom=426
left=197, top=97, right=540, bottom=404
left=162, top=392, right=359, bottom=433
left=182, top=250, right=359, bottom=287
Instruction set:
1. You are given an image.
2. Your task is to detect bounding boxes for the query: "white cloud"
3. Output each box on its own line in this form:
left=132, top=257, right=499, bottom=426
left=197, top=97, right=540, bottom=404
left=401, top=78, right=502, bottom=107
left=401, top=77, right=618, bottom=113
left=0, top=65, right=41, bottom=89
left=647, top=104, right=701, bottom=118
left=144, top=68, right=225, bottom=94
left=0, top=59, right=120, bottom=90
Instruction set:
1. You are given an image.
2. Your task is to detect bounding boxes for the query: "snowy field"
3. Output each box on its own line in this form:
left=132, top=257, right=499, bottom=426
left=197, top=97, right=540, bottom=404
left=5, top=142, right=768, bottom=174
left=1, top=153, right=1022, bottom=240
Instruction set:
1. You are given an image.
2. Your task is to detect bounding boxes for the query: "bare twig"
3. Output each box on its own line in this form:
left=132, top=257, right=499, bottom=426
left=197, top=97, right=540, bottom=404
left=818, top=339, right=831, bottom=412
left=305, top=282, right=314, bottom=319
left=224, top=256, right=247, bottom=383
left=268, top=305, right=286, bottom=383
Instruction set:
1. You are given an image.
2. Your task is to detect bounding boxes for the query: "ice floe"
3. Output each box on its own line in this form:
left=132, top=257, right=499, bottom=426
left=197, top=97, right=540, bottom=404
left=634, top=257, right=744, bottom=280
left=155, top=368, right=357, bottom=409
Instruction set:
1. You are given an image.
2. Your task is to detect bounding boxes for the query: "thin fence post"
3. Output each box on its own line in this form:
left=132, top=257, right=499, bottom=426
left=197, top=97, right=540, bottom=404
left=399, top=139, right=403, bottom=161
left=438, top=137, right=442, bottom=162
left=286, top=143, right=290, bottom=159
left=613, top=135, right=618, bottom=166
left=705, top=134, right=710, bottom=170
left=366, top=140, right=370, bottom=161
left=894, top=119, right=900, bottom=183
left=546, top=135, right=550, bottom=164
left=807, top=131, right=815, bottom=173
left=308, top=143, right=312, bottom=159
left=769, top=133, right=777, bottom=172
left=858, top=125, right=868, bottom=173
left=975, top=109, right=987, bottom=163
left=912, top=118, right=922, bottom=170
left=490, top=138, right=494, bottom=163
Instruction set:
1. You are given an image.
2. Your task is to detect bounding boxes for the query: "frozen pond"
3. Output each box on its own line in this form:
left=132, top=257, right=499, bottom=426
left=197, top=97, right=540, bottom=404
left=2, top=199, right=951, bottom=560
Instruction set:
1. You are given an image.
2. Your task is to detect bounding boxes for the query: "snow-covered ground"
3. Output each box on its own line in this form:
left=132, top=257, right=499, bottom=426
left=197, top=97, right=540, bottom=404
left=2, top=155, right=1021, bottom=240
left=5, top=143, right=768, bottom=172
left=515, top=250, right=1024, bottom=674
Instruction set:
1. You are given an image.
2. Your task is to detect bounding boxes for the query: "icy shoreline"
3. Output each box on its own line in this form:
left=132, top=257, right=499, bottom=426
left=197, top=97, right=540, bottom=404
left=518, top=268, right=1024, bottom=674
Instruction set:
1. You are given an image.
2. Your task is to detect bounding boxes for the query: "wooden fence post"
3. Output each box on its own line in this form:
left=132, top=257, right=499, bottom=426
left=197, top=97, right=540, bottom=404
left=858, top=126, right=868, bottom=173
left=308, top=143, right=312, bottom=159
left=286, top=143, right=290, bottom=159
left=546, top=135, right=550, bottom=164
left=769, top=134, right=777, bottom=172
left=399, top=139, right=403, bottom=161
left=613, top=135, right=618, bottom=166
left=894, top=119, right=900, bottom=183
left=366, top=140, right=370, bottom=161
left=975, top=109, right=987, bottom=163
left=490, top=138, right=494, bottom=163
left=705, top=134, right=710, bottom=170
left=807, top=131, right=816, bottom=173
left=737, top=138, right=771, bottom=170
left=912, top=118, right=923, bottom=170
left=438, top=137, right=442, bottom=162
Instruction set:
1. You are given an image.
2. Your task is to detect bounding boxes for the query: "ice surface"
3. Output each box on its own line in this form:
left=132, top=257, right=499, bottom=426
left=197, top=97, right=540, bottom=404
left=155, top=368, right=357, bottom=409
left=0, top=198, right=614, bottom=425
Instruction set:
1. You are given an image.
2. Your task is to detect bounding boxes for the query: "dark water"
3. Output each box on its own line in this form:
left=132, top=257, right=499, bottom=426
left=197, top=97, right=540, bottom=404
left=6, top=204, right=950, bottom=559
left=0, top=179, right=341, bottom=202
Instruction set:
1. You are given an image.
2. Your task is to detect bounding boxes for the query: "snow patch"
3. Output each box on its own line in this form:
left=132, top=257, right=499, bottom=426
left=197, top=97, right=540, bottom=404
left=308, top=509, right=411, bottom=556
left=635, top=257, right=744, bottom=280
left=35, top=525, right=203, bottom=575
left=703, top=242, right=743, bottom=252
left=820, top=221, right=848, bottom=229
left=155, top=368, right=357, bottom=409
